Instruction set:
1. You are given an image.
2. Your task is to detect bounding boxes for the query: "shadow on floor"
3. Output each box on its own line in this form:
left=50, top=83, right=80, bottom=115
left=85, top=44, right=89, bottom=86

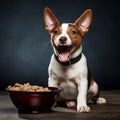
left=18, top=103, right=120, bottom=120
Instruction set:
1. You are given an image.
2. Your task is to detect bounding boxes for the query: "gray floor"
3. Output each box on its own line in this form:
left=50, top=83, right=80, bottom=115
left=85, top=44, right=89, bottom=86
left=0, top=91, right=120, bottom=120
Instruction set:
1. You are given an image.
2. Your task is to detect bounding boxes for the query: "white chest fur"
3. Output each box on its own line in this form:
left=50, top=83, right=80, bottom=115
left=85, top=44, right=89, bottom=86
left=48, top=52, right=88, bottom=100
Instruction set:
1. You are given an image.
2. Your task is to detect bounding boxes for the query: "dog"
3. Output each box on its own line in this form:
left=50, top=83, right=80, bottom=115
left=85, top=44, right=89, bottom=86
left=44, top=7, right=106, bottom=113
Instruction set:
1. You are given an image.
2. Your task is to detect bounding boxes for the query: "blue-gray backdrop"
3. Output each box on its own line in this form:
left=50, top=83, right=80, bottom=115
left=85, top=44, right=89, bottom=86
left=0, top=0, right=120, bottom=90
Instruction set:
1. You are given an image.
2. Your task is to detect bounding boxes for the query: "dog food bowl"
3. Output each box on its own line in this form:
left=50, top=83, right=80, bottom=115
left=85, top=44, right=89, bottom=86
left=6, top=86, right=61, bottom=113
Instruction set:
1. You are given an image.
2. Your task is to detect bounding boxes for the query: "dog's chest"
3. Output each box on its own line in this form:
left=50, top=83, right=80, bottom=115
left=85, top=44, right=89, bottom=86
left=49, top=54, right=87, bottom=100
left=53, top=62, right=80, bottom=80
left=55, top=66, right=80, bottom=99
left=50, top=59, right=82, bottom=99
left=54, top=68, right=77, bottom=99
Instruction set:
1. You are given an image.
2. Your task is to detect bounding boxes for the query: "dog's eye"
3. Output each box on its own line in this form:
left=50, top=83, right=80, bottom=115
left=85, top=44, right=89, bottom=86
left=71, top=30, right=77, bottom=34
left=53, top=30, right=58, bottom=34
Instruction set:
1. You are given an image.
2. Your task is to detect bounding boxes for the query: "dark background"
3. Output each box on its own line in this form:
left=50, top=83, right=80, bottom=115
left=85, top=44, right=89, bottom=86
left=0, top=0, right=119, bottom=90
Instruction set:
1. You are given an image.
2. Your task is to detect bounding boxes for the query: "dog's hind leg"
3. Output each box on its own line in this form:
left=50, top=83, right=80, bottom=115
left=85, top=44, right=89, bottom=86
left=88, top=81, right=106, bottom=104
left=65, top=101, right=76, bottom=109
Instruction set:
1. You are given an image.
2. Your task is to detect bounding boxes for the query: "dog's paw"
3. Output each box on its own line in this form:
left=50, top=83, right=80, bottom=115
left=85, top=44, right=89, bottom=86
left=97, top=97, right=107, bottom=104
left=77, top=105, right=90, bottom=113
left=65, top=101, right=76, bottom=109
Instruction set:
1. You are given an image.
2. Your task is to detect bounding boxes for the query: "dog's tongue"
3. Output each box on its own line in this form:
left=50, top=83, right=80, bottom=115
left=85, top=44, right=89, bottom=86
left=56, top=45, right=73, bottom=62
left=59, top=52, right=70, bottom=62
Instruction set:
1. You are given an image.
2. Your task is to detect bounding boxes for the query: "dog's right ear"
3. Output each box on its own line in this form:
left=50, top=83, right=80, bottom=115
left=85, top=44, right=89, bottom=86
left=44, top=7, right=59, bottom=32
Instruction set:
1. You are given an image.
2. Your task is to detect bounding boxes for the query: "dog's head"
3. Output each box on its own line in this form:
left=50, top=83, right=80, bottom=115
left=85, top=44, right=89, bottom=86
left=44, top=7, right=92, bottom=62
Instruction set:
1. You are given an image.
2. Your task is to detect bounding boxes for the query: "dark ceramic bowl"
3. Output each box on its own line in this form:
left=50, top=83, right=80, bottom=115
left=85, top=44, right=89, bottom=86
left=6, top=86, right=61, bottom=113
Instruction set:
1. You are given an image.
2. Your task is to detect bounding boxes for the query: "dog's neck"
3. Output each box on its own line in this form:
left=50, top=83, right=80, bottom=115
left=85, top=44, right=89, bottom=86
left=71, top=45, right=82, bottom=58
left=54, top=46, right=82, bottom=66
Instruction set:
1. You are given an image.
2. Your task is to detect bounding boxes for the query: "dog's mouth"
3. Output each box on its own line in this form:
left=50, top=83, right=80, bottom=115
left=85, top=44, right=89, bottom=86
left=55, top=45, right=76, bottom=62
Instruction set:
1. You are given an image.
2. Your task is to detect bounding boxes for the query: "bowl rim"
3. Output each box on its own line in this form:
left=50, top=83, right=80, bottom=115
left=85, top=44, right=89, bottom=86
left=5, top=86, right=62, bottom=94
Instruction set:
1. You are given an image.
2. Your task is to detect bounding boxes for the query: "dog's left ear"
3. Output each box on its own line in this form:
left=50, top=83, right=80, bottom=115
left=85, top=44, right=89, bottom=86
left=74, top=9, right=92, bottom=36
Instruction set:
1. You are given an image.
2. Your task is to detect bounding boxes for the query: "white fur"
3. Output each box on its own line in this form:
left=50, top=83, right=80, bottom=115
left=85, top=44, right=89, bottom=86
left=97, top=97, right=106, bottom=104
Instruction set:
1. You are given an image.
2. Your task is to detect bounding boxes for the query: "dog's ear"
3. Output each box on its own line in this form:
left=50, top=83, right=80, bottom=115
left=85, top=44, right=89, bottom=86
left=74, top=9, right=92, bottom=36
left=44, top=7, right=59, bottom=32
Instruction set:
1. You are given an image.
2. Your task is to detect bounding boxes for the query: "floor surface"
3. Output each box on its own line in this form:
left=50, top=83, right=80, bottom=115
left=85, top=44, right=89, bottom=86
left=0, top=90, right=120, bottom=120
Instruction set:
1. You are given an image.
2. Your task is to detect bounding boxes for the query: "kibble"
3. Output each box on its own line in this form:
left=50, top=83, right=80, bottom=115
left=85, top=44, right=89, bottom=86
left=7, top=83, right=51, bottom=92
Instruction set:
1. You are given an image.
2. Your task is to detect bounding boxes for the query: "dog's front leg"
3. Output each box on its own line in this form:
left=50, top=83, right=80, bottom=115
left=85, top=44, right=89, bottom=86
left=77, top=79, right=90, bottom=113
left=48, top=77, right=58, bottom=87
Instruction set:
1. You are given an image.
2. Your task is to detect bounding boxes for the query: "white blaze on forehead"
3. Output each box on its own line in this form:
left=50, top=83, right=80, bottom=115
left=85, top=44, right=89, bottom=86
left=59, top=23, right=72, bottom=45
left=61, top=23, right=69, bottom=34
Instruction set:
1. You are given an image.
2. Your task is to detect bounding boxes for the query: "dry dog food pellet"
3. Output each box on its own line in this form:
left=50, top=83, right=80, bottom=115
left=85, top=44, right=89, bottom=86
left=7, top=83, right=51, bottom=92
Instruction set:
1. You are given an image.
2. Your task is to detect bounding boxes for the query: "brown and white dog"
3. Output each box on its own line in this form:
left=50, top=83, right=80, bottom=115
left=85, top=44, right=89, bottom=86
left=44, top=7, right=106, bottom=112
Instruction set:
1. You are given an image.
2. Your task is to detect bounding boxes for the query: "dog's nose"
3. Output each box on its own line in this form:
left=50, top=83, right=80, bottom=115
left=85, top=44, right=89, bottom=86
left=59, top=36, right=67, bottom=44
